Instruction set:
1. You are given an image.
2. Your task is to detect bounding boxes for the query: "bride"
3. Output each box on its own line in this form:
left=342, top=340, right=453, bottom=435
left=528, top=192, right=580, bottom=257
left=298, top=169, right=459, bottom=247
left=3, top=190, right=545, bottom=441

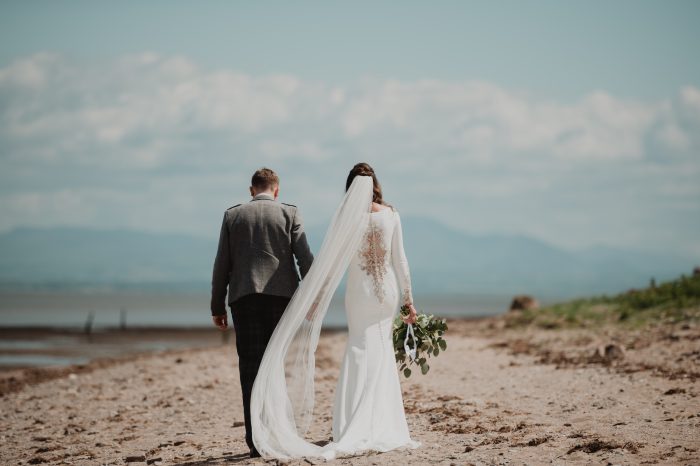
left=250, top=162, right=420, bottom=460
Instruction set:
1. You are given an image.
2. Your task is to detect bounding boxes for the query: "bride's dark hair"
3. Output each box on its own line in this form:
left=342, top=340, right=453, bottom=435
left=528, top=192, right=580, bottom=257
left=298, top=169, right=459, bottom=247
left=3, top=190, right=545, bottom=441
left=346, top=162, right=389, bottom=206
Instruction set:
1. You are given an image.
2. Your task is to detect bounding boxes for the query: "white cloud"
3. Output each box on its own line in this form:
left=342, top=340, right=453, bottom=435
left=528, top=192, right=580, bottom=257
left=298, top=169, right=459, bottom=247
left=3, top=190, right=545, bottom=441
left=0, top=52, right=61, bottom=90
left=0, top=53, right=698, bottom=256
left=337, top=80, right=667, bottom=161
left=680, top=85, right=700, bottom=113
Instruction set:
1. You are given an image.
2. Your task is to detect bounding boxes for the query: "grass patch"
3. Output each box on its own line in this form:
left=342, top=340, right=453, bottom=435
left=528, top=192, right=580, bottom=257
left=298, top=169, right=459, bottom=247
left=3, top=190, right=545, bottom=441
left=506, top=272, right=700, bottom=329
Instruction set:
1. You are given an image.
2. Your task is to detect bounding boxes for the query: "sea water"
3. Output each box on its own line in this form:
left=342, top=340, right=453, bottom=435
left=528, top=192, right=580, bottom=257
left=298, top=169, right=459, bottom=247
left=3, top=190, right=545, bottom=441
left=0, top=290, right=514, bottom=368
left=0, top=290, right=512, bottom=329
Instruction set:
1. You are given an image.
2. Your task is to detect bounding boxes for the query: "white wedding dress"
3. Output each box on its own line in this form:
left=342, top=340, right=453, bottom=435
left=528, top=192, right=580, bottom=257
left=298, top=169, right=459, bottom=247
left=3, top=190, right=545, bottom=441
left=331, top=207, right=419, bottom=454
left=250, top=176, right=420, bottom=460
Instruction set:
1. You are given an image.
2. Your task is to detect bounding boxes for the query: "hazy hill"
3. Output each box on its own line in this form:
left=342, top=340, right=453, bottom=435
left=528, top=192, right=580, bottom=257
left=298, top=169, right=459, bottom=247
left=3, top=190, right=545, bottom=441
left=0, top=218, right=695, bottom=299
left=0, top=227, right=213, bottom=290
left=394, top=217, right=693, bottom=298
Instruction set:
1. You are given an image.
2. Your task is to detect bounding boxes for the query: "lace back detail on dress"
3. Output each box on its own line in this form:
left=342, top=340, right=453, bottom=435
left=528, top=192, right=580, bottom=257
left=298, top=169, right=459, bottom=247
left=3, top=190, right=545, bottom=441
left=358, top=220, right=388, bottom=303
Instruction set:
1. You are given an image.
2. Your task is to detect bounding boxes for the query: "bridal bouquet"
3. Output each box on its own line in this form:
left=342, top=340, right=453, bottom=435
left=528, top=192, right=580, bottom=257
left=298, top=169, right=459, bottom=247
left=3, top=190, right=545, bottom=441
left=393, top=305, right=448, bottom=378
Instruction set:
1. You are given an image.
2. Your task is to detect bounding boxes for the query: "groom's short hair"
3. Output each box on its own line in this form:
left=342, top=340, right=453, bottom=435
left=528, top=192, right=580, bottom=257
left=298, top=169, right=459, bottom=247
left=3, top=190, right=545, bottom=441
left=251, top=168, right=279, bottom=191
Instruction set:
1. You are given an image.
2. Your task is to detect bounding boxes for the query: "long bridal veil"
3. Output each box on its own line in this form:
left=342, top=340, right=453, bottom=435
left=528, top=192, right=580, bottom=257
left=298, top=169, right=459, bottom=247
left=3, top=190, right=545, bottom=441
left=250, top=175, right=373, bottom=459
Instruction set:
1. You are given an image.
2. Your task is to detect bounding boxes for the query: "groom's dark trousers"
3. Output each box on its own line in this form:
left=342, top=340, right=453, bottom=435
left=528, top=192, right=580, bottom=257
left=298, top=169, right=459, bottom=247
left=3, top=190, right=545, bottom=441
left=230, top=293, right=291, bottom=452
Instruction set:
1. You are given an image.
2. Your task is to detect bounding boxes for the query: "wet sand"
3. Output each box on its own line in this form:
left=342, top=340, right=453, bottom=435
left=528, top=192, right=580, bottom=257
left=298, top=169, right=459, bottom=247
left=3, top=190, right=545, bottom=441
left=1, top=317, right=698, bottom=465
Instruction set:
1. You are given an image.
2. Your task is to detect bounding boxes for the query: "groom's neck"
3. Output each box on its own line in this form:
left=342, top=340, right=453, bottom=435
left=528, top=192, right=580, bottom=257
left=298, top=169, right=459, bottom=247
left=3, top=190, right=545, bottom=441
left=252, top=189, right=277, bottom=200
left=250, top=184, right=279, bottom=200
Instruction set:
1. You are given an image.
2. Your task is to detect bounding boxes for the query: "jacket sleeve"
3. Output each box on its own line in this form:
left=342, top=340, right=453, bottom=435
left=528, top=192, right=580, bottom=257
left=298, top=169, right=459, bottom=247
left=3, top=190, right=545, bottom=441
left=391, top=210, right=413, bottom=305
left=210, top=211, right=232, bottom=316
left=291, top=207, right=314, bottom=279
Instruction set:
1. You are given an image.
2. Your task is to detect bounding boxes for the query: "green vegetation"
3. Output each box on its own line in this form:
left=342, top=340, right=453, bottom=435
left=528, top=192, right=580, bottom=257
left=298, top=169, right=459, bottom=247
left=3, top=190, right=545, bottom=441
left=507, top=272, right=700, bottom=329
left=393, top=305, right=448, bottom=378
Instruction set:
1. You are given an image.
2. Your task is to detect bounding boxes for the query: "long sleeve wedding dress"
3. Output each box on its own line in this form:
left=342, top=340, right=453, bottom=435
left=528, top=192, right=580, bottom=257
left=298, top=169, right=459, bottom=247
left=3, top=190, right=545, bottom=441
left=330, top=207, right=419, bottom=455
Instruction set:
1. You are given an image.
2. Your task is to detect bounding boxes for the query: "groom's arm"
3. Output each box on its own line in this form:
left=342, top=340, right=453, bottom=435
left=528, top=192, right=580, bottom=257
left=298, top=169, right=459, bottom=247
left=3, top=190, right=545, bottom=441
left=210, top=211, right=232, bottom=316
left=290, top=207, right=314, bottom=279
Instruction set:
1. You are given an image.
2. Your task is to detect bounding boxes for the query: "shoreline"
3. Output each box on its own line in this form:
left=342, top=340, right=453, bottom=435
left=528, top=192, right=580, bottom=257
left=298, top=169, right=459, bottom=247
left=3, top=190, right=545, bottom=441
left=0, top=316, right=493, bottom=370
left=0, top=325, right=358, bottom=395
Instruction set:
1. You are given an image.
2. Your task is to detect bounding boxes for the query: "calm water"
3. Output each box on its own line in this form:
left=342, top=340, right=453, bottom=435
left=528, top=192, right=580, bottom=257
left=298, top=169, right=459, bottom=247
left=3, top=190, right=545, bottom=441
left=0, top=327, right=226, bottom=369
left=0, top=290, right=513, bottom=368
left=0, top=290, right=512, bottom=329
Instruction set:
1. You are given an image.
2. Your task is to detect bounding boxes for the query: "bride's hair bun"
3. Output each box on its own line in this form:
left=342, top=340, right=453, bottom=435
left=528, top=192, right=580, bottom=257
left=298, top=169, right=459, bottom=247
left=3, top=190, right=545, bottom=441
left=345, top=162, right=389, bottom=207
left=351, top=162, right=374, bottom=177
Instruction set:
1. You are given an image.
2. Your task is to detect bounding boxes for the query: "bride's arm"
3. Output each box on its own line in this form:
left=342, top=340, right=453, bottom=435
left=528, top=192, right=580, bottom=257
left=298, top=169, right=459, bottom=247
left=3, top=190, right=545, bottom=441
left=391, top=210, right=417, bottom=323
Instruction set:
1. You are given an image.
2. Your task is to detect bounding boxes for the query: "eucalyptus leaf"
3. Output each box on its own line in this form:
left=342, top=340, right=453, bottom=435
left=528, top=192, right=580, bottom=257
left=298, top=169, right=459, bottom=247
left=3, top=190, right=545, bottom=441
left=394, top=307, right=448, bottom=378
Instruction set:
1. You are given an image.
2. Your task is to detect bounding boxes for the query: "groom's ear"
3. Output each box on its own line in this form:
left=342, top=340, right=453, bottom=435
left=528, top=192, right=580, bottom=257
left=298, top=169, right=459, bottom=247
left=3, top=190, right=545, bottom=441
left=273, top=185, right=279, bottom=199
left=249, top=186, right=255, bottom=197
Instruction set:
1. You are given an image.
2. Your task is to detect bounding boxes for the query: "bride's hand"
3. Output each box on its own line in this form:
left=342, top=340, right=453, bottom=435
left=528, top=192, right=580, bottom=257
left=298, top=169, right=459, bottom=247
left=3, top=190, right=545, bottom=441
left=402, top=303, right=417, bottom=324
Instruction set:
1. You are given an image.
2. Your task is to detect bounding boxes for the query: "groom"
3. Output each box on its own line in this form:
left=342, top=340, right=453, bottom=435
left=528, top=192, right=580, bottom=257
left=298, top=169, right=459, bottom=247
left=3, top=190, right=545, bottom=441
left=210, top=167, right=314, bottom=458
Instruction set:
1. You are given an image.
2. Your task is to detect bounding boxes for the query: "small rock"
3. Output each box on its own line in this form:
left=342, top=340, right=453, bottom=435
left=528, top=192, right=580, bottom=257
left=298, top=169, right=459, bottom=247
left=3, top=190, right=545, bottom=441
left=604, top=343, right=625, bottom=360
left=124, top=455, right=146, bottom=463
left=509, top=295, right=539, bottom=312
left=232, top=421, right=245, bottom=428
left=663, top=388, right=686, bottom=395
left=146, top=458, right=163, bottom=465
left=591, top=343, right=625, bottom=363
left=175, top=358, right=184, bottom=364
left=527, top=437, right=548, bottom=446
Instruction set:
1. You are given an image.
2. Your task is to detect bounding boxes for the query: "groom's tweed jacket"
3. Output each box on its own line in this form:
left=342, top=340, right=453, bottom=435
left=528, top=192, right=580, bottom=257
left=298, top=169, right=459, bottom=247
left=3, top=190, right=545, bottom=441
left=210, top=193, right=314, bottom=316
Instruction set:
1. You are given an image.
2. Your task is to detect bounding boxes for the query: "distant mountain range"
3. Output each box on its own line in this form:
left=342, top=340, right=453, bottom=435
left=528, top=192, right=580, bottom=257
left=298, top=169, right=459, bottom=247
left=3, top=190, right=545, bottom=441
left=0, top=218, right=696, bottom=300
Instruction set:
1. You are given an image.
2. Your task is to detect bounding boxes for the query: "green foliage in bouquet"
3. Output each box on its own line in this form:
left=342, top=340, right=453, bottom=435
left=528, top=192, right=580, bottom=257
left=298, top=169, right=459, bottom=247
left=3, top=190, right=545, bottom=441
left=393, top=305, right=448, bottom=378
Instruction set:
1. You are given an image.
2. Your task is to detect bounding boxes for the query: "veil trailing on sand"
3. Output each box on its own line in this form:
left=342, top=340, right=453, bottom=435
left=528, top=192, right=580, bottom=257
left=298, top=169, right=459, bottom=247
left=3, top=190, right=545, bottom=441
left=250, top=175, right=373, bottom=459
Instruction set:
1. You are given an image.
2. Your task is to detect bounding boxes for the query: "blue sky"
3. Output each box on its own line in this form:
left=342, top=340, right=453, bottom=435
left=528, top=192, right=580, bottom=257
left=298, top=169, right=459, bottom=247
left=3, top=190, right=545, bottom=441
left=2, top=1, right=699, bottom=99
left=1, top=1, right=699, bottom=257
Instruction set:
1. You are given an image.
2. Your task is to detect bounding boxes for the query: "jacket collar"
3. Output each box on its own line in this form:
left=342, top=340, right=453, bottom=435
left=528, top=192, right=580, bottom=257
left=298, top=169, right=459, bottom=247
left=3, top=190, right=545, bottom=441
left=252, top=193, right=275, bottom=201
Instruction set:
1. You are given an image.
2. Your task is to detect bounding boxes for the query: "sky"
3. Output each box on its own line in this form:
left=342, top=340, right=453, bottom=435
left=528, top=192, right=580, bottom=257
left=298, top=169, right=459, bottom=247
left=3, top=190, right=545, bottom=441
left=1, top=0, right=699, bottom=258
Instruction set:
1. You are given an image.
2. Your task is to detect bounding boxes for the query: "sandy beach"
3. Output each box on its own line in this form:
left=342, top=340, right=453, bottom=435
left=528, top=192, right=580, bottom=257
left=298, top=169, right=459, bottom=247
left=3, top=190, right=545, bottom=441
left=1, top=316, right=698, bottom=466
